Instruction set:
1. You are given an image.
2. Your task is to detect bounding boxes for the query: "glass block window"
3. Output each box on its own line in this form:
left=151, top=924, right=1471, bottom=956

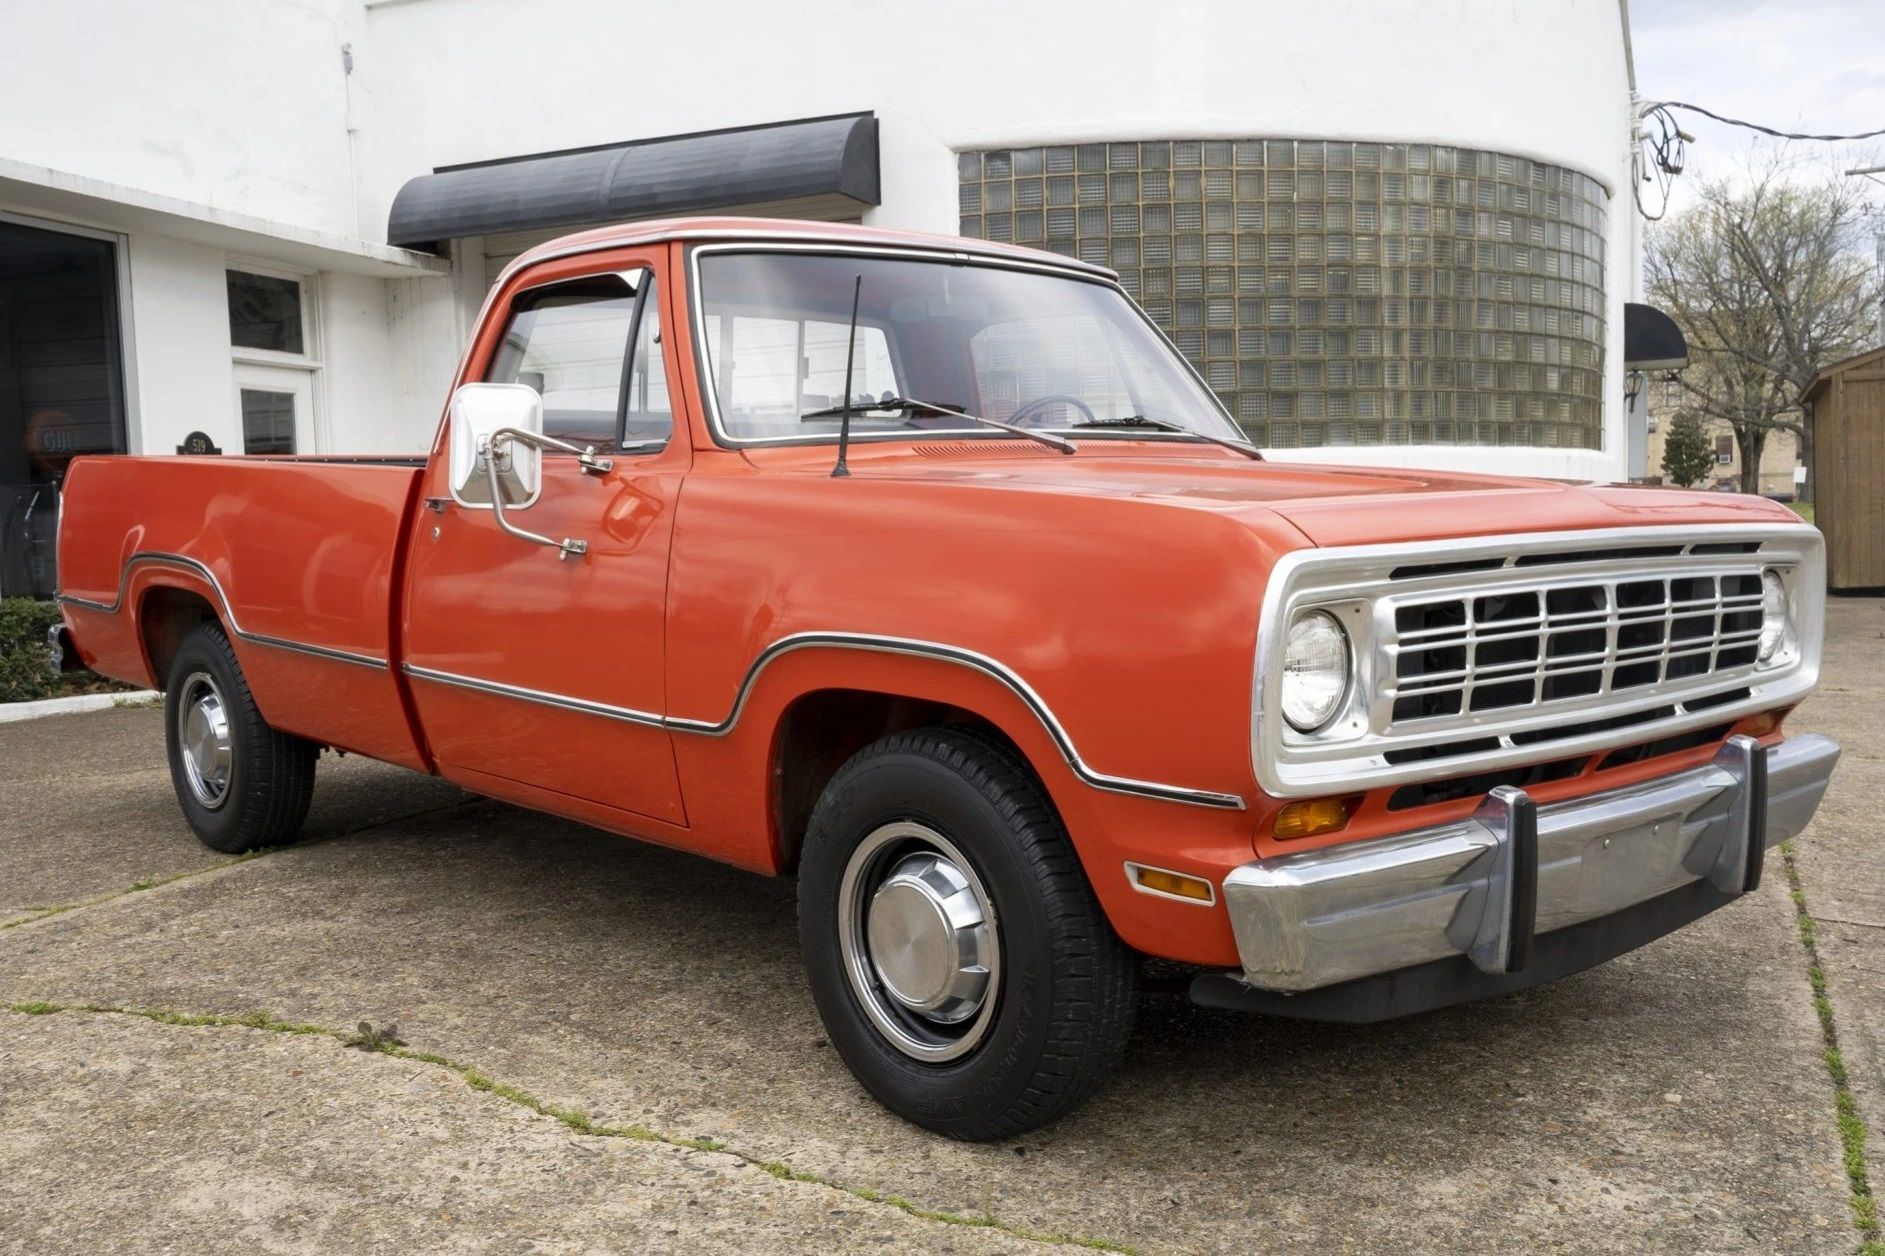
left=958, top=140, right=1608, bottom=450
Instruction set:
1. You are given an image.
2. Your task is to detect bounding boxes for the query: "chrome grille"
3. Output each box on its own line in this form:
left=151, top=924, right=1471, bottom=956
left=1385, top=569, right=1767, bottom=730
left=1254, top=524, right=1825, bottom=799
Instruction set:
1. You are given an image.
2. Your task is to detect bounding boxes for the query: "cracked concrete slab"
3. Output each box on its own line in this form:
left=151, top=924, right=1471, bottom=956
left=0, top=1009, right=1032, bottom=1254
left=0, top=749, right=1850, bottom=1252
left=2, top=600, right=1878, bottom=1252
left=0, top=708, right=466, bottom=919
left=1786, top=595, right=1885, bottom=1196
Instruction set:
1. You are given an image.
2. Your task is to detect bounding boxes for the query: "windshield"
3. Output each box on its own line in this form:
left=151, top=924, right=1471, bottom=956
left=694, top=250, right=1243, bottom=445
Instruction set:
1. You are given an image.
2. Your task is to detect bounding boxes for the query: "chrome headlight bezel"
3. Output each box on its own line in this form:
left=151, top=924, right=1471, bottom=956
left=1757, top=567, right=1791, bottom=665
left=1279, top=609, right=1353, bottom=734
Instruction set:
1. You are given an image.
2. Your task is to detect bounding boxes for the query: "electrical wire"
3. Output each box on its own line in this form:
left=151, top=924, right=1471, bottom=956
left=1632, top=99, right=1885, bottom=220
left=1634, top=103, right=1688, bottom=221
left=1648, top=101, right=1885, bottom=144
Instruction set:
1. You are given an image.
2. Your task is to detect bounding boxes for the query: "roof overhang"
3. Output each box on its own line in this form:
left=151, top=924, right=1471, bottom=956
left=0, top=158, right=448, bottom=277
left=388, top=112, right=881, bottom=249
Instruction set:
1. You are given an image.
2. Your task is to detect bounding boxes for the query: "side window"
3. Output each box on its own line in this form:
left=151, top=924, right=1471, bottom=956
left=486, top=270, right=670, bottom=449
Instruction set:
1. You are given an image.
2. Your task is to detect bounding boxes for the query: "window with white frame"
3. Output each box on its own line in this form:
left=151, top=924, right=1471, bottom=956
left=226, top=265, right=319, bottom=455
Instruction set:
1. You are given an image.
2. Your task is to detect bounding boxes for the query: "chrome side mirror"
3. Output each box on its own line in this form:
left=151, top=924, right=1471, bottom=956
left=446, top=382, right=618, bottom=562
left=448, top=383, right=544, bottom=507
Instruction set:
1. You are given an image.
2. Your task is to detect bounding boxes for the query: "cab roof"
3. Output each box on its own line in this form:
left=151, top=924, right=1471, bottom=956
left=501, top=216, right=1117, bottom=287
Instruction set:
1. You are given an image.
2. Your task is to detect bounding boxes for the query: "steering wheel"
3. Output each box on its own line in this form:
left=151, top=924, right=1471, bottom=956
left=1006, top=394, right=1097, bottom=428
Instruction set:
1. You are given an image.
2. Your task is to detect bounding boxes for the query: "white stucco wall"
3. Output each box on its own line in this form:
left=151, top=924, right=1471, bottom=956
left=1, top=0, right=365, bottom=240
left=0, top=0, right=1640, bottom=474
left=122, top=235, right=239, bottom=456
left=362, top=0, right=1639, bottom=478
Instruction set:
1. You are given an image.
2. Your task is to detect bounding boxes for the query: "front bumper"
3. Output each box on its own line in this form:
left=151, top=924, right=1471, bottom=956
left=1206, top=734, right=1839, bottom=1015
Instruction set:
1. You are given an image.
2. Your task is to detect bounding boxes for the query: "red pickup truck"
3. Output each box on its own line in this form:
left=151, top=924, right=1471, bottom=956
left=54, top=218, right=1838, bottom=1139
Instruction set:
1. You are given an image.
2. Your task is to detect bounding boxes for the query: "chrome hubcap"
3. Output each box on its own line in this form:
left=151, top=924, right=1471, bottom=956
left=839, top=822, right=999, bottom=1062
left=176, top=672, right=233, bottom=809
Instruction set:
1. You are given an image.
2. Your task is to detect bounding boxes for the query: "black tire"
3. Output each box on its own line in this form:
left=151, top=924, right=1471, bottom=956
left=162, top=622, right=316, bottom=854
left=797, top=726, right=1137, bottom=1140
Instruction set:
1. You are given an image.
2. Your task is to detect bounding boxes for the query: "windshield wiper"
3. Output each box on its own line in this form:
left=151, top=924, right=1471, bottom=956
left=1067, top=414, right=1263, bottom=461
left=802, top=396, right=1076, bottom=454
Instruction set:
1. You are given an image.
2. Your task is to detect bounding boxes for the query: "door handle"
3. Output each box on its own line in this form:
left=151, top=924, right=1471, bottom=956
left=481, top=428, right=613, bottom=562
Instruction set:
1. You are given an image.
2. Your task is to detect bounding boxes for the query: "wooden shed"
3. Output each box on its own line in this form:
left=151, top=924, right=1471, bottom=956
left=1803, top=345, right=1885, bottom=592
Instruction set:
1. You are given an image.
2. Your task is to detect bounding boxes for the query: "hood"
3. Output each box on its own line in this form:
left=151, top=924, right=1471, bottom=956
left=817, top=444, right=1802, bottom=547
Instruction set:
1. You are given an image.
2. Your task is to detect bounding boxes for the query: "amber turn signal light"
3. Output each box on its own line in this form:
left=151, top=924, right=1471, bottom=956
left=1273, top=797, right=1351, bottom=841
left=1126, top=863, right=1217, bottom=905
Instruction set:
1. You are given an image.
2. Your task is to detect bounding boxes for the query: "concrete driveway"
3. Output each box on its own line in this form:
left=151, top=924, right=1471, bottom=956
left=3, top=600, right=1881, bottom=1254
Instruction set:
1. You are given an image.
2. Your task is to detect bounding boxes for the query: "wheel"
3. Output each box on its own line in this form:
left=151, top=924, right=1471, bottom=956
left=163, top=622, right=316, bottom=853
left=797, top=726, right=1137, bottom=1140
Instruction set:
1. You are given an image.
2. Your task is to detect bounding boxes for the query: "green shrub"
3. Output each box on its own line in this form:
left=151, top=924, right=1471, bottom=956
left=0, top=597, right=64, bottom=703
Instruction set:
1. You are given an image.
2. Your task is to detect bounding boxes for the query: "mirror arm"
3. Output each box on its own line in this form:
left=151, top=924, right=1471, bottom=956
left=491, top=426, right=615, bottom=475
left=480, top=428, right=601, bottom=562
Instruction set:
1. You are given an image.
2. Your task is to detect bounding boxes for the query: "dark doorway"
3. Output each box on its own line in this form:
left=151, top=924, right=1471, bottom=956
left=0, top=219, right=128, bottom=598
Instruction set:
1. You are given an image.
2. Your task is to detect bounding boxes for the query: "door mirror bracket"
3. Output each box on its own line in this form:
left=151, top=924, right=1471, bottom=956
left=446, top=383, right=615, bottom=561
left=480, top=427, right=611, bottom=561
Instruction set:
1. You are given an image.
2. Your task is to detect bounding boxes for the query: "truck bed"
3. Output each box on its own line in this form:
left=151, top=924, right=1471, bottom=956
left=56, top=455, right=430, bottom=770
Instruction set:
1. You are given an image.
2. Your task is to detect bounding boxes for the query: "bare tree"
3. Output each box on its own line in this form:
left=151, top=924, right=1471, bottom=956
left=1645, top=152, right=1880, bottom=499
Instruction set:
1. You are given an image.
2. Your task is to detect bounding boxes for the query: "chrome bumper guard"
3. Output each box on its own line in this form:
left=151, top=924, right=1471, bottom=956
left=1223, top=734, right=1841, bottom=994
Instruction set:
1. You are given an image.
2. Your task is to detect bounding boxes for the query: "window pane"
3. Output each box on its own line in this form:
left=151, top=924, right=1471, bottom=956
left=240, top=389, right=297, bottom=454
left=802, top=320, right=897, bottom=410
left=486, top=275, right=638, bottom=445
left=697, top=252, right=1234, bottom=445
left=971, top=313, right=1179, bottom=424
left=227, top=270, right=304, bottom=354
left=622, top=279, right=672, bottom=447
left=702, top=309, right=896, bottom=440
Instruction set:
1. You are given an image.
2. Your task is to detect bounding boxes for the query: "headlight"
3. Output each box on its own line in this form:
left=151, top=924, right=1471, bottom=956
left=1282, top=610, right=1350, bottom=732
left=1758, top=569, right=1788, bottom=662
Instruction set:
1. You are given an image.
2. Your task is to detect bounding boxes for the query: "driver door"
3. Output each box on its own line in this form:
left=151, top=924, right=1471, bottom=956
left=402, top=252, right=689, bottom=825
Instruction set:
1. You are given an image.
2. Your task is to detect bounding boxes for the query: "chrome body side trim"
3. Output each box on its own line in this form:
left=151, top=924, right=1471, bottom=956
left=402, top=663, right=666, bottom=729
left=1252, top=523, right=1826, bottom=797
left=406, top=632, right=1247, bottom=812
left=1222, top=732, right=1840, bottom=993
left=56, top=552, right=389, bottom=671
left=663, top=632, right=1247, bottom=811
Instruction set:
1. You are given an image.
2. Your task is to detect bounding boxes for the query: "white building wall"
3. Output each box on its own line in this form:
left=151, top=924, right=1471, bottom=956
left=318, top=270, right=462, bottom=453
left=2, top=0, right=365, bottom=240
left=0, top=0, right=447, bottom=457
left=122, top=235, right=239, bottom=456
left=0, top=0, right=1641, bottom=474
left=361, top=0, right=1640, bottom=479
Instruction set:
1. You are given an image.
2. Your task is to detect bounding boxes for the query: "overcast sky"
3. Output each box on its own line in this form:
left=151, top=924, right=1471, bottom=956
left=1628, top=0, right=1885, bottom=213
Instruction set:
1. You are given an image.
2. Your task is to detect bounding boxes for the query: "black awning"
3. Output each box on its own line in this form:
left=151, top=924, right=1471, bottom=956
left=387, top=112, right=879, bottom=248
left=1623, top=302, right=1689, bottom=371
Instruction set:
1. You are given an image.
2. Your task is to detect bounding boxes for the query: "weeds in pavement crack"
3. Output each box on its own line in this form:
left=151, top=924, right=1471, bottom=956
left=2, top=1000, right=1132, bottom=1253
left=0, top=904, right=77, bottom=930
left=1782, top=840, right=1881, bottom=1251
left=343, top=1020, right=405, bottom=1051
